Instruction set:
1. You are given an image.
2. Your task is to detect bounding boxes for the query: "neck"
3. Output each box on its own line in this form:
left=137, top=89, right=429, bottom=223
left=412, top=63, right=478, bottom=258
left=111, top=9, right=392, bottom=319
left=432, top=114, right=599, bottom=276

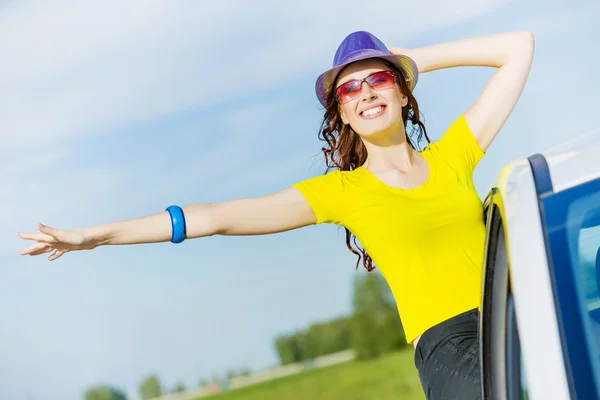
left=361, top=125, right=417, bottom=172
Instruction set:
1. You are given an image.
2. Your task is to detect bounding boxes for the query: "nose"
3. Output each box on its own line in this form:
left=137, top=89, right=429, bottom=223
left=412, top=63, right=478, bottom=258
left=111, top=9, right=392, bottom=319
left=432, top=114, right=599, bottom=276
left=360, top=81, right=377, bottom=102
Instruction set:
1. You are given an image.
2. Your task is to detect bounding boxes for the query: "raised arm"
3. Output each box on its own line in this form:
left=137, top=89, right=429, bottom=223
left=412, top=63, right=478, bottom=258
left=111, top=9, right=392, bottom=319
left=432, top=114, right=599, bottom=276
left=390, top=30, right=535, bottom=152
left=18, top=187, right=316, bottom=261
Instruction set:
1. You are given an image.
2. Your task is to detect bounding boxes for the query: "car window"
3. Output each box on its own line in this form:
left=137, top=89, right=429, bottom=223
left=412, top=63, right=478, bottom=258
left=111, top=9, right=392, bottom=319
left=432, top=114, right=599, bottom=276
left=565, top=188, right=600, bottom=362
left=542, top=177, right=600, bottom=397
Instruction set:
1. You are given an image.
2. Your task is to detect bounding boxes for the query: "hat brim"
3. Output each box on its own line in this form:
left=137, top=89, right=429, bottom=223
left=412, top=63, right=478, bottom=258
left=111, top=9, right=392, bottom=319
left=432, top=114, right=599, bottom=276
left=315, top=51, right=418, bottom=107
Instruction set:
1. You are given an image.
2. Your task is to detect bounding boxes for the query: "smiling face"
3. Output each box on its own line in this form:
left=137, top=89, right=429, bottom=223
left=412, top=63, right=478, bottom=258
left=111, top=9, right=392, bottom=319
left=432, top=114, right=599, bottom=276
left=335, top=59, right=408, bottom=140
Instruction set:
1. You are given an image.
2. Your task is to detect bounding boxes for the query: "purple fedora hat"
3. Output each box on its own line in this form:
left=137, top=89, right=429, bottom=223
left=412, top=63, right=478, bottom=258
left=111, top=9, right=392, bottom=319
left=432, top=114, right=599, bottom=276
left=315, top=31, right=418, bottom=107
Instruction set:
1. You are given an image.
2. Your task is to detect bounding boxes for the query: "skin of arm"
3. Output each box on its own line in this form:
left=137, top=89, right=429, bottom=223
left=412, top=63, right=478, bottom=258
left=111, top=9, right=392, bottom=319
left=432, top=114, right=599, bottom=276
left=19, top=31, right=534, bottom=261
left=18, top=187, right=316, bottom=260
left=389, top=30, right=535, bottom=152
left=92, top=187, right=317, bottom=245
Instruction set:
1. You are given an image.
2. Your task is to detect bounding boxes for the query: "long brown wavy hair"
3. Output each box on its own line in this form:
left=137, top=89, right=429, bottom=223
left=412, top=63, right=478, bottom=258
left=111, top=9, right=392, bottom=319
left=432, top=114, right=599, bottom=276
left=318, top=59, right=430, bottom=272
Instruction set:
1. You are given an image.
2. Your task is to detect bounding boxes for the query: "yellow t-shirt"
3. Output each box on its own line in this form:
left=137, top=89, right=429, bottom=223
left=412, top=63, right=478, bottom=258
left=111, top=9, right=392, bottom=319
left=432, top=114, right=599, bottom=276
left=292, top=115, right=486, bottom=343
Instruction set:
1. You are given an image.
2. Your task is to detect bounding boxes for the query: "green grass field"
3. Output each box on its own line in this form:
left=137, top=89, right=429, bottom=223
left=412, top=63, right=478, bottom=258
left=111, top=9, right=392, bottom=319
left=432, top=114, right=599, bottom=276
left=199, top=347, right=425, bottom=400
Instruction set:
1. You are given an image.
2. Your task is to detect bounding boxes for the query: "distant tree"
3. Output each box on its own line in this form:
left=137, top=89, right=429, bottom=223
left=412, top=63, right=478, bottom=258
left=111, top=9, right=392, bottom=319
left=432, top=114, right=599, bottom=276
left=85, top=385, right=127, bottom=400
left=291, top=331, right=308, bottom=361
left=274, top=333, right=305, bottom=365
left=305, top=321, right=331, bottom=359
left=332, top=317, right=353, bottom=352
left=172, top=383, right=186, bottom=393
left=139, top=375, right=162, bottom=399
left=273, top=272, right=404, bottom=364
left=305, top=316, right=352, bottom=358
left=351, top=271, right=406, bottom=359
left=239, top=366, right=252, bottom=377
left=274, top=316, right=354, bottom=365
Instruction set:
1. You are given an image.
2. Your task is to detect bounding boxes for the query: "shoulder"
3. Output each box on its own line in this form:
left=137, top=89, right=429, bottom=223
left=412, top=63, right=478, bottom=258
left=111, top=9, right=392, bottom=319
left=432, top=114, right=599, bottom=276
left=291, top=169, right=358, bottom=225
left=292, top=169, right=346, bottom=199
left=422, top=114, right=485, bottom=172
left=294, top=169, right=357, bottom=188
left=425, top=115, right=472, bottom=149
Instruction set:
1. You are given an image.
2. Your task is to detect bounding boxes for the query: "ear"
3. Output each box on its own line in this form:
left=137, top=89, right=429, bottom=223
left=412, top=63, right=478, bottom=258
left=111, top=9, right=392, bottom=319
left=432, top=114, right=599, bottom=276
left=400, top=93, right=409, bottom=108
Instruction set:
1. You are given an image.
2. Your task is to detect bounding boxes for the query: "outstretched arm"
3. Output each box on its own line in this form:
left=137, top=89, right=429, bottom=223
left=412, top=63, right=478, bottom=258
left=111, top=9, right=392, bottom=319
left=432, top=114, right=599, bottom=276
left=18, top=187, right=316, bottom=261
left=390, top=30, right=535, bottom=152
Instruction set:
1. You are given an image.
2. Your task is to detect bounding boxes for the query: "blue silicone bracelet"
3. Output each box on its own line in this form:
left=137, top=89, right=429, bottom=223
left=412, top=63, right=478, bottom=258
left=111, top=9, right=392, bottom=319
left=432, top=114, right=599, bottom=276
left=165, top=205, right=187, bottom=244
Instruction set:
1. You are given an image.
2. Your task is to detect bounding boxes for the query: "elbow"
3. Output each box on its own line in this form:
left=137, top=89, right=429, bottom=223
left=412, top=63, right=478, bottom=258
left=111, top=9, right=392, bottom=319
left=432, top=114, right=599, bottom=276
left=503, top=30, right=534, bottom=66
left=518, top=30, right=535, bottom=56
left=519, top=30, right=534, bottom=41
left=524, top=30, right=535, bottom=48
left=522, top=31, right=535, bottom=66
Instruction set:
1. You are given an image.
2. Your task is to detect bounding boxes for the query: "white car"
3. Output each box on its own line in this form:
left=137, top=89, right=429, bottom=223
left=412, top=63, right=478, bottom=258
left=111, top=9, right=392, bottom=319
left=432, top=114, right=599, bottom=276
left=480, top=128, right=600, bottom=400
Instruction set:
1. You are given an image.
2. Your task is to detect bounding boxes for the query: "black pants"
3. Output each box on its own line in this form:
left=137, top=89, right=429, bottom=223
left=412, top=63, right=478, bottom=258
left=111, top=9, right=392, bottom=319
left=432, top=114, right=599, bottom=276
left=414, top=309, right=482, bottom=400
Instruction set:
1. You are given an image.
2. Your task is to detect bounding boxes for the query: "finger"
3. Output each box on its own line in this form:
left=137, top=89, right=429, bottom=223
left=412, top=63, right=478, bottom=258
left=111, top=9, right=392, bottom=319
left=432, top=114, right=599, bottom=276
left=17, top=232, right=55, bottom=242
left=38, top=224, right=78, bottom=245
left=20, top=242, right=52, bottom=256
left=48, top=250, right=65, bottom=262
left=38, top=223, right=60, bottom=237
left=29, top=246, right=55, bottom=256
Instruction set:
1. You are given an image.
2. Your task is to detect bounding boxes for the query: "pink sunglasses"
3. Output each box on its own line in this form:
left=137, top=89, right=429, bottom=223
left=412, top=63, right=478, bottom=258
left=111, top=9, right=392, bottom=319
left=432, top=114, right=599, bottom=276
left=335, top=70, right=397, bottom=104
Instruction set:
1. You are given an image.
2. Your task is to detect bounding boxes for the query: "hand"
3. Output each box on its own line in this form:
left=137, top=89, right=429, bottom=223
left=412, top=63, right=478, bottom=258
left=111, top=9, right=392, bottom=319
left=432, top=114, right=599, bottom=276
left=18, top=223, right=95, bottom=261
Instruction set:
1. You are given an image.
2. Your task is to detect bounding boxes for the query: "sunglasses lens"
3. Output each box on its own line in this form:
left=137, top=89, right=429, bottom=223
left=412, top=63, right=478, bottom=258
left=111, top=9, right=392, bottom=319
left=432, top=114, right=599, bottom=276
left=336, top=82, right=361, bottom=104
left=335, top=71, right=396, bottom=104
left=367, top=71, right=396, bottom=90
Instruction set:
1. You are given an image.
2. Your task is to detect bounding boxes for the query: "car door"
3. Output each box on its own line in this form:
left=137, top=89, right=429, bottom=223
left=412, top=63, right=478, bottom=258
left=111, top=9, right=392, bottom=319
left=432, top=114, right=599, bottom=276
left=481, top=151, right=600, bottom=400
left=536, top=171, right=600, bottom=399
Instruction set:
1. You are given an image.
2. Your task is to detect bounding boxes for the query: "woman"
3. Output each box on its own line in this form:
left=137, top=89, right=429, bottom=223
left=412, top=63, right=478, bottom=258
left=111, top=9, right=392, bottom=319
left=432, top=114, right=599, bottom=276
left=18, top=30, right=534, bottom=399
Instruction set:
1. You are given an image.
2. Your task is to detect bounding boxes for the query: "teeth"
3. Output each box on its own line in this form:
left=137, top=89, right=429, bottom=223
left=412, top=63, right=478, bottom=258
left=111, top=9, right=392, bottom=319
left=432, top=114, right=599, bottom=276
left=363, top=106, right=382, bottom=116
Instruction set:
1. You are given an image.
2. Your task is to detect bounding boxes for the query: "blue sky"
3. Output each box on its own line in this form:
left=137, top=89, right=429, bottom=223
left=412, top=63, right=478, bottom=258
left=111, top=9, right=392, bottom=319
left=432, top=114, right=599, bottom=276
left=2, top=0, right=599, bottom=399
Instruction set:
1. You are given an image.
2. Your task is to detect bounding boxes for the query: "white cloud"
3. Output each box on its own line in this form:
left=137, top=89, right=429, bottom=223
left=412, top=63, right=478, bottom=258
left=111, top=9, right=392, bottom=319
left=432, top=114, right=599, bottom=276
left=0, top=1, right=243, bottom=152
left=0, top=0, right=510, bottom=154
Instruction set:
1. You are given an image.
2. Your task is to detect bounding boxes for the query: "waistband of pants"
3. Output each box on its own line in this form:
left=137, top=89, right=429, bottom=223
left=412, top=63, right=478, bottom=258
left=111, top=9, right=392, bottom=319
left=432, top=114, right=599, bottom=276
left=417, top=308, right=479, bottom=352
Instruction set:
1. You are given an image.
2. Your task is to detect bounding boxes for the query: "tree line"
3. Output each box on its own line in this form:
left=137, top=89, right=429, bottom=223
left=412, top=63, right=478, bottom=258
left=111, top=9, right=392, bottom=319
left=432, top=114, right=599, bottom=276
left=84, top=271, right=408, bottom=400
left=274, top=270, right=407, bottom=363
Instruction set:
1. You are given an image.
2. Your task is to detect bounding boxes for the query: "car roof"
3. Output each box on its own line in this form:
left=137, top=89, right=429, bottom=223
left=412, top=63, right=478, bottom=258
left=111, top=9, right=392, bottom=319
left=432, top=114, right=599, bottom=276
left=541, top=127, right=600, bottom=193
left=486, top=127, right=600, bottom=198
